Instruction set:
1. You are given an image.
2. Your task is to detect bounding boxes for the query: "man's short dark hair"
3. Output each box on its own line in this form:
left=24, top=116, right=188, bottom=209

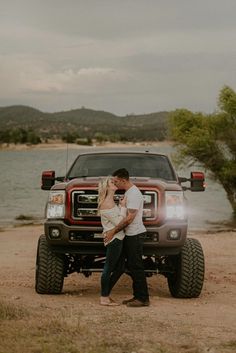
left=112, top=168, right=129, bottom=180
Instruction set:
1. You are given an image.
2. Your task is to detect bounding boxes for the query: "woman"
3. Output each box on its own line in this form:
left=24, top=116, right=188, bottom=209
left=98, top=176, right=126, bottom=306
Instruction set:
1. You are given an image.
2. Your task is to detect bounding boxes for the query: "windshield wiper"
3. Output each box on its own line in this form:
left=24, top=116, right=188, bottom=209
left=67, top=175, right=89, bottom=180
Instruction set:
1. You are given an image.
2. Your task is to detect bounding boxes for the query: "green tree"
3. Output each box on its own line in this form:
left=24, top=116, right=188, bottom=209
left=27, top=130, right=41, bottom=144
left=169, top=85, right=236, bottom=215
left=62, top=132, right=78, bottom=143
left=0, top=129, right=11, bottom=143
left=94, top=132, right=109, bottom=143
left=11, top=128, right=28, bottom=144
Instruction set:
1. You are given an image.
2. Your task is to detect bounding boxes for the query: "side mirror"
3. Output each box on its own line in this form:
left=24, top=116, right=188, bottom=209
left=179, top=172, right=205, bottom=192
left=190, top=172, right=205, bottom=192
left=41, top=170, right=55, bottom=190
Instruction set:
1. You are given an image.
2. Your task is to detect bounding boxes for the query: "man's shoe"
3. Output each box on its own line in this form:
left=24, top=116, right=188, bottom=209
left=122, top=297, right=136, bottom=305
left=126, top=299, right=150, bottom=307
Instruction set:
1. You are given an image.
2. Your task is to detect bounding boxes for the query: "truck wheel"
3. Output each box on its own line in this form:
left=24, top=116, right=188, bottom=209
left=35, top=235, right=65, bottom=294
left=167, top=238, right=205, bottom=298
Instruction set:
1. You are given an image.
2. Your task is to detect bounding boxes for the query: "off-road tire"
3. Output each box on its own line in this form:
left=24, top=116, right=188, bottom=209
left=35, top=235, right=65, bottom=294
left=167, top=238, right=205, bottom=298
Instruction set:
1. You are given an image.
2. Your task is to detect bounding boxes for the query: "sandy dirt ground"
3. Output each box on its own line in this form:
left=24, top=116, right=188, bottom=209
left=0, top=225, right=236, bottom=353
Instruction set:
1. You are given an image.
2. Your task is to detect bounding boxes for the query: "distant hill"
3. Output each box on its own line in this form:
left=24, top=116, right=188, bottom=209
left=0, top=105, right=169, bottom=142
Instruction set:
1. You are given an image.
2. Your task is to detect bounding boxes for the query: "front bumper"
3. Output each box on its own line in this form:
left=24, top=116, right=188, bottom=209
left=44, top=219, right=188, bottom=256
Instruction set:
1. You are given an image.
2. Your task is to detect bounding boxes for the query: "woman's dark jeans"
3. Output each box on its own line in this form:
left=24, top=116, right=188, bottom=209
left=101, top=238, right=123, bottom=297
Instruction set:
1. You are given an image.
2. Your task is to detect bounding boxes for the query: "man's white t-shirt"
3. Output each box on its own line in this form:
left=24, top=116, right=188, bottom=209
left=125, top=185, right=146, bottom=236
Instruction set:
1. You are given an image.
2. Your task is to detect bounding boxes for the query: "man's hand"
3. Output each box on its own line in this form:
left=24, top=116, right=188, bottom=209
left=104, top=229, right=115, bottom=245
left=103, top=209, right=138, bottom=245
left=104, top=209, right=138, bottom=245
left=119, top=195, right=127, bottom=207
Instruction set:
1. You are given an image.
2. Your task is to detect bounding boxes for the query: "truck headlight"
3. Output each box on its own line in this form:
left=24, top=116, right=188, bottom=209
left=46, top=191, right=65, bottom=219
left=166, top=191, right=185, bottom=220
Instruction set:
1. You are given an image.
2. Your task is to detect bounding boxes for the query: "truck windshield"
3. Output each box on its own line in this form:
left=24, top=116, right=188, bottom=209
left=67, top=153, right=176, bottom=181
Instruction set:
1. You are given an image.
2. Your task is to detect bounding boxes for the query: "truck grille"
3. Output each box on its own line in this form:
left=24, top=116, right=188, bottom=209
left=71, top=189, right=158, bottom=221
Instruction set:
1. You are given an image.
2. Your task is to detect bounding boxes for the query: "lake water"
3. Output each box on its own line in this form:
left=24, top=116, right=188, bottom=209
left=0, top=145, right=233, bottom=231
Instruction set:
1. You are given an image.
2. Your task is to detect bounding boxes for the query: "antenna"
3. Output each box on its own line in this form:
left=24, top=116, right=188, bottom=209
left=65, top=142, right=69, bottom=179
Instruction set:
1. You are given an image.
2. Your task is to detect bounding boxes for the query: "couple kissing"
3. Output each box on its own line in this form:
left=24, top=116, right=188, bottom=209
left=98, top=168, right=150, bottom=307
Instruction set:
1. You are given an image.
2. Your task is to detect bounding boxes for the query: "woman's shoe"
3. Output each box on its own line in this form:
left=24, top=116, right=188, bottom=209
left=100, top=297, right=119, bottom=306
left=109, top=297, right=120, bottom=305
left=100, top=301, right=120, bottom=306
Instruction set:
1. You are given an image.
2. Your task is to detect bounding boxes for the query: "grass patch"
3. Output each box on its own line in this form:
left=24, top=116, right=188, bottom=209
left=13, top=214, right=43, bottom=227
left=0, top=306, right=172, bottom=353
left=15, top=214, right=35, bottom=221
left=0, top=300, right=28, bottom=320
left=220, top=341, right=236, bottom=349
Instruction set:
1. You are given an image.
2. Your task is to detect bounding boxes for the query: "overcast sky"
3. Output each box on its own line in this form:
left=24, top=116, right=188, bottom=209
left=0, top=0, right=235, bottom=115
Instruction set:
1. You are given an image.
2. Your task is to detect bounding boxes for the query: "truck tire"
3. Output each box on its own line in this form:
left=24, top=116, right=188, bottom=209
left=167, top=238, right=205, bottom=298
left=35, top=235, right=65, bottom=294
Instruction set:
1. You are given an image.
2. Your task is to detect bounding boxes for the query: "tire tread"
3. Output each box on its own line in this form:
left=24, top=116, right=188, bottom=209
left=35, top=235, right=64, bottom=294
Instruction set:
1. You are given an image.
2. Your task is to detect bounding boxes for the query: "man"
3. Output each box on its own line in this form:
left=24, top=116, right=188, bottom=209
left=104, top=168, right=150, bottom=307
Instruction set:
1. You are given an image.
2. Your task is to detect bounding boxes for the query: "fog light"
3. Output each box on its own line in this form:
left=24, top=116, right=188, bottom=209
left=168, top=229, right=180, bottom=240
left=50, top=227, right=61, bottom=239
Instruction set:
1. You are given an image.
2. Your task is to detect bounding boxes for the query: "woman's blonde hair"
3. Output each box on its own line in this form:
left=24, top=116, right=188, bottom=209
left=97, top=176, right=112, bottom=213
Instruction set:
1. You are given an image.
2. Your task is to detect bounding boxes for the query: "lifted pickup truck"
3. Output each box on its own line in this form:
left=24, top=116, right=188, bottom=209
left=35, top=149, right=205, bottom=298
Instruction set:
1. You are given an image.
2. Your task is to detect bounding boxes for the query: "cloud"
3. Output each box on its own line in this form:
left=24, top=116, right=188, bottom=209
left=23, top=67, right=130, bottom=94
left=2, top=0, right=236, bottom=41
left=0, top=0, right=236, bottom=114
left=0, top=54, right=130, bottom=97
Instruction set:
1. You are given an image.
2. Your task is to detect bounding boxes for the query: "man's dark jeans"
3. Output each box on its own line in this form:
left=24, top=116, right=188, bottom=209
left=101, top=238, right=123, bottom=297
left=109, top=233, right=149, bottom=302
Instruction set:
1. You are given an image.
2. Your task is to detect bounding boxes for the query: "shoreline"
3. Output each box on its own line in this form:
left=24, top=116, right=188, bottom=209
left=0, top=140, right=172, bottom=151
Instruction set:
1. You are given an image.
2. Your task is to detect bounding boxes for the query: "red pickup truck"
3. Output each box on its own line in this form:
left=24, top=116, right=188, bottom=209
left=35, top=149, right=205, bottom=298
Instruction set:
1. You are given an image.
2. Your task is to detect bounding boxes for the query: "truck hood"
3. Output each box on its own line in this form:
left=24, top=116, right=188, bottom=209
left=52, top=176, right=182, bottom=192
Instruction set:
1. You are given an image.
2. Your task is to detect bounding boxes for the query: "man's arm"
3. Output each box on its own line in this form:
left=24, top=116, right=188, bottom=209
left=104, top=209, right=138, bottom=244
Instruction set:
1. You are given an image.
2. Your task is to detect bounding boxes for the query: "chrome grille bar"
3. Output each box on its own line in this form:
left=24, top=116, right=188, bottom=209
left=72, top=190, right=158, bottom=220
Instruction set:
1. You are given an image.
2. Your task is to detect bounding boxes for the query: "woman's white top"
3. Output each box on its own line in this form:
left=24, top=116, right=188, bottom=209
left=100, top=205, right=127, bottom=244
